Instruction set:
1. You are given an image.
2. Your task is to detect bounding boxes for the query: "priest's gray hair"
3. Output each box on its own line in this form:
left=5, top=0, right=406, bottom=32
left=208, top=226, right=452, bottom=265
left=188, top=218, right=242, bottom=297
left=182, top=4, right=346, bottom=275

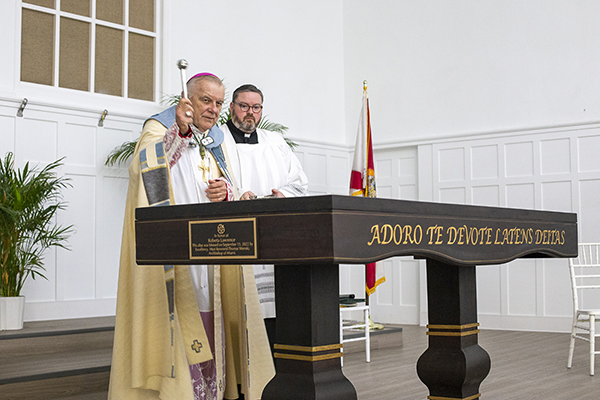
left=232, top=84, right=264, bottom=103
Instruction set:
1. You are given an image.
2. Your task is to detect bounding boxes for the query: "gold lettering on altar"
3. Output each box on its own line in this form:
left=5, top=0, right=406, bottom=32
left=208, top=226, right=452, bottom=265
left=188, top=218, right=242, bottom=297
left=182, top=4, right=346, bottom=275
left=368, top=222, right=566, bottom=247
left=367, top=224, right=423, bottom=246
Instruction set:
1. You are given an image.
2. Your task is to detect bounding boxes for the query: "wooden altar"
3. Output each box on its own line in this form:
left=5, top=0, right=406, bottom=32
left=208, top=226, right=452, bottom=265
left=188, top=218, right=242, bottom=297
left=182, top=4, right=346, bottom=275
left=135, top=195, right=577, bottom=400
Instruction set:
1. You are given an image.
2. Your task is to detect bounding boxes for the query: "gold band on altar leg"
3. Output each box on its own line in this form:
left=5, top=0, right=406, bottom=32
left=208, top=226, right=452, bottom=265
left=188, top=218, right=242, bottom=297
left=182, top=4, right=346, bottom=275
left=273, top=343, right=343, bottom=362
left=427, top=330, right=480, bottom=337
left=274, top=352, right=343, bottom=362
left=428, top=393, right=481, bottom=400
left=427, top=323, right=479, bottom=330
left=426, top=322, right=480, bottom=336
left=274, top=343, right=343, bottom=352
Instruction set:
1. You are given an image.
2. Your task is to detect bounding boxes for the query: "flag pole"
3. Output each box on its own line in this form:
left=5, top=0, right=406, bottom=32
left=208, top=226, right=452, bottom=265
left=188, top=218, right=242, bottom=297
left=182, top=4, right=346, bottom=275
left=363, top=81, right=369, bottom=197
left=362, top=80, right=384, bottom=330
left=363, top=80, right=370, bottom=311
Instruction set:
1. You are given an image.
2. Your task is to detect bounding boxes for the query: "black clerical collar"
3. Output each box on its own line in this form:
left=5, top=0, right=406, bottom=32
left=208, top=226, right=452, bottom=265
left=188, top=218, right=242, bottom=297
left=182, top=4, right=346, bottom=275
left=226, top=119, right=258, bottom=144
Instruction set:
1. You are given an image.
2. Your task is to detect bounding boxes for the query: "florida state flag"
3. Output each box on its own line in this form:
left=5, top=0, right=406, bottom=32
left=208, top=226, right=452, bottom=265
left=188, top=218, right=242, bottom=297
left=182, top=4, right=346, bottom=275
left=349, top=84, right=385, bottom=295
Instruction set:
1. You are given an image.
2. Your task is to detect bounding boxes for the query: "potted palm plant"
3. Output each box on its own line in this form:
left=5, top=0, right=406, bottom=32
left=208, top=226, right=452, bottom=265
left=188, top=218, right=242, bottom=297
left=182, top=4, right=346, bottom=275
left=0, top=152, right=73, bottom=330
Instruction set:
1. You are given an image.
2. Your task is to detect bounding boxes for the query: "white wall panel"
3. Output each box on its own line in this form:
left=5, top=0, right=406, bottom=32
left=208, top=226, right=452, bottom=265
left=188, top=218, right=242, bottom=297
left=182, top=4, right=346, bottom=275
left=95, top=125, right=135, bottom=302
left=294, top=151, right=304, bottom=165
left=328, top=155, right=351, bottom=194
left=506, top=183, right=535, bottom=209
left=0, top=113, right=15, bottom=157
left=399, top=184, right=417, bottom=201
left=61, top=123, right=97, bottom=167
left=505, top=141, right=534, bottom=178
left=439, top=187, right=466, bottom=204
left=472, top=145, right=499, bottom=180
left=507, top=260, right=537, bottom=316
left=376, top=158, right=392, bottom=178
left=16, top=117, right=58, bottom=165
left=420, top=124, right=600, bottom=332
left=541, top=138, right=571, bottom=175
left=543, top=258, right=572, bottom=317
left=295, top=142, right=351, bottom=196
left=376, top=260, right=394, bottom=307
left=377, top=185, right=392, bottom=199
left=472, top=185, right=499, bottom=207
left=303, top=152, right=327, bottom=192
left=439, top=148, right=465, bottom=182
left=96, top=176, right=127, bottom=300
left=578, top=133, right=600, bottom=172
left=541, top=181, right=572, bottom=212
left=57, top=174, right=96, bottom=300
left=375, top=157, right=393, bottom=198
left=339, top=264, right=366, bottom=298
left=400, top=260, right=419, bottom=308
left=399, top=156, right=417, bottom=179
left=578, top=179, right=600, bottom=242
left=476, top=265, right=502, bottom=315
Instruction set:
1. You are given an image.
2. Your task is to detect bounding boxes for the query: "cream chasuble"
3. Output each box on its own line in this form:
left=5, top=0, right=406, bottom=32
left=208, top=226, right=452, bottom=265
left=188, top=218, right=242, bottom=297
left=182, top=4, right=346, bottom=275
left=109, top=119, right=274, bottom=400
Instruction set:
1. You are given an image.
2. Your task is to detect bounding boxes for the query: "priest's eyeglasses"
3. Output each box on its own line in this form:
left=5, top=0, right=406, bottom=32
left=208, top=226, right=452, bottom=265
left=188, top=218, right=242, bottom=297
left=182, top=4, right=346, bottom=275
left=234, top=102, right=263, bottom=113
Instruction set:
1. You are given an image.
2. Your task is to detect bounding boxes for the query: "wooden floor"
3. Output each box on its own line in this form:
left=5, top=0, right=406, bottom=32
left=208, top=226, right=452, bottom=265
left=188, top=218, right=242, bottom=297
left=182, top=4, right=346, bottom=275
left=2, top=319, right=599, bottom=399
left=342, top=325, right=600, bottom=400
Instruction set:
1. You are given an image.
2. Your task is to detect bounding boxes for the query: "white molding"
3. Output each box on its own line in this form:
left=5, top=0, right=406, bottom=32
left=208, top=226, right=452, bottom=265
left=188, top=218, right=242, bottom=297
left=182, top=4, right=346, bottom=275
left=0, top=95, right=159, bottom=123
left=289, top=137, right=353, bottom=152
left=375, top=121, right=600, bottom=150
left=23, top=298, right=117, bottom=322
left=478, top=314, right=572, bottom=333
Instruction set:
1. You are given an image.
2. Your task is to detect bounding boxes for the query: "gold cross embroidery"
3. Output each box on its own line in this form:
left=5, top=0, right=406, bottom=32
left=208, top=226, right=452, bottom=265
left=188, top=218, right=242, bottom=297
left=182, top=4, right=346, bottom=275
left=198, top=158, right=209, bottom=183
left=191, top=339, right=203, bottom=353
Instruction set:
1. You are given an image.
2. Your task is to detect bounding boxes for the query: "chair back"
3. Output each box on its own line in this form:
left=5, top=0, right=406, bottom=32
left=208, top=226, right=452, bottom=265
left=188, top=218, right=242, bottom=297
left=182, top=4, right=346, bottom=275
left=569, top=243, right=600, bottom=312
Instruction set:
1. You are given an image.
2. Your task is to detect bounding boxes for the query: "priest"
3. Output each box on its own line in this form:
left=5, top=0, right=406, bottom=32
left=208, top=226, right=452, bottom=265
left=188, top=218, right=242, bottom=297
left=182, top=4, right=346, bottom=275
left=109, top=74, right=274, bottom=400
left=220, top=84, right=309, bottom=349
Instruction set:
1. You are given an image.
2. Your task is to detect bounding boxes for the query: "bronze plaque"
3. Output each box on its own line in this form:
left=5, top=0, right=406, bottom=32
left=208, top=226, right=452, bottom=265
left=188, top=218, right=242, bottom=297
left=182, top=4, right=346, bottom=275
left=189, top=218, right=257, bottom=260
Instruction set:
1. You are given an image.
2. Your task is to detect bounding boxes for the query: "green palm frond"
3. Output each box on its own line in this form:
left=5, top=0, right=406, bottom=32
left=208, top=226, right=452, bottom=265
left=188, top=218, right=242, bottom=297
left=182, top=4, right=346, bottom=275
left=161, top=94, right=181, bottom=106
left=258, top=119, right=288, bottom=135
left=219, top=109, right=231, bottom=126
left=258, top=119, right=298, bottom=150
left=0, top=152, right=73, bottom=297
left=105, top=140, right=138, bottom=167
left=282, top=136, right=299, bottom=151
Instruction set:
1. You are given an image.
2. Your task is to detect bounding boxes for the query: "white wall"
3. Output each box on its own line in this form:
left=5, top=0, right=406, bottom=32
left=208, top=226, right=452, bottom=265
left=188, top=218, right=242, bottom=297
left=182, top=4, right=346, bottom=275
left=163, top=0, right=347, bottom=146
left=343, top=0, right=600, bottom=144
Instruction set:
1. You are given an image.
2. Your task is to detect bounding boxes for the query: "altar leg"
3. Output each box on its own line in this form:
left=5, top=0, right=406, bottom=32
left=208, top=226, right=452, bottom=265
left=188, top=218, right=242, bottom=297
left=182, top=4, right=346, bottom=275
left=261, top=264, right=357, bottom=400
left=416, top=259, right=491, bottom=400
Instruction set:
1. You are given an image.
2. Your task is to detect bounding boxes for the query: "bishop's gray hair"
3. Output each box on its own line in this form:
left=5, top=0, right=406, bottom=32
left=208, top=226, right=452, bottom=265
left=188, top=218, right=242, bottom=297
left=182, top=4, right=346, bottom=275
left=187, top=74, right=224, bottom=96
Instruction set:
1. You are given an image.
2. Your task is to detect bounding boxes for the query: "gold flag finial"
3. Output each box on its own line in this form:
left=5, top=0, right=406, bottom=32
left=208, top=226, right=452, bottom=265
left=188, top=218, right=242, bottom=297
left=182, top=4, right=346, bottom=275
left=363, top=80, right=368, bottom=92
